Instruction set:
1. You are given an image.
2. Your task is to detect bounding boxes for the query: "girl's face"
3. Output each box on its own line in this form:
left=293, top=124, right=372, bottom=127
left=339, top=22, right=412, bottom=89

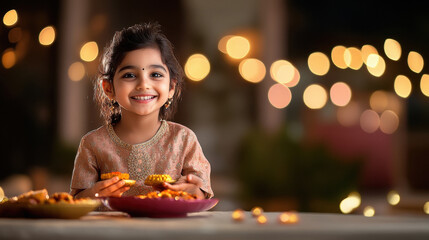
left=103, top=47, right=175, bottom=120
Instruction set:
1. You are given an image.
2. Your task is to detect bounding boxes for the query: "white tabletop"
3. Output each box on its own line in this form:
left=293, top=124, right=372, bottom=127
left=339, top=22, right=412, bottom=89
left=1, top=211, right=429, bottom=240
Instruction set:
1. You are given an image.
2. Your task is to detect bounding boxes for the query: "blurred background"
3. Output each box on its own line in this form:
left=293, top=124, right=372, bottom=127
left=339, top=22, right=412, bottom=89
left=1, top=0, right=429, bottom=216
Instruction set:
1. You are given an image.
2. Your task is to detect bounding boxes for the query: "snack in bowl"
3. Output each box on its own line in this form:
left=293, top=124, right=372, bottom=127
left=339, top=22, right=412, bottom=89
left=0, top=189, right=99, bottom=218
left=144, top=174, right=176, bottom=186
left=137, top=189, right=197, bottom=200
left=100, top=172, right=136, bottom=187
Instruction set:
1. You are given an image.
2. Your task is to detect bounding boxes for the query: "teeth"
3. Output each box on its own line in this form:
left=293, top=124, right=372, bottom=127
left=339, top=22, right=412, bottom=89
left=133, top=96, right=155, bottom=100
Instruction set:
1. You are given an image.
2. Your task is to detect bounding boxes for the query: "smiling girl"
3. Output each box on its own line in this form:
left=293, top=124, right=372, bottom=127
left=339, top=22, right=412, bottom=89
left=70, top=23, right=213, bottom=200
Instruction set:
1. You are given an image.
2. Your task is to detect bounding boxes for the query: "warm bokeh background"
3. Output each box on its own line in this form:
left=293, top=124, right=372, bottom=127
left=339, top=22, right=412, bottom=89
left=1, top=0, right=429, bottom=216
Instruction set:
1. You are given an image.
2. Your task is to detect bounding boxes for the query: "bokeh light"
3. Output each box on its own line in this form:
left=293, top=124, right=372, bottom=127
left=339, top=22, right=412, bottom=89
left=344, top=47, right=363, bottom=70
left=308, top=52, right=330, bottom=76
left=226, top=36, right=250, bottom=59
left=420, top=74, right=429, bottom=97
left=218, top=35, right=233, bottom=54
left=8, top=27, right=22, bottom=43
left=270, top=60, right=299, bottom=85
left=360, top=109, right=380, bottom=133
left=424, top=202, right=429, bottom=214
left=407, top=51, right=424, bottom=74
left=337, top=101, right=361, bottom=127
left=384, top=38, right=401, bottom=61
left=68, top=61, right=86, bottom=82
left=394, top=75, right=412, bottom=98
left=330, top=82, right=352, bottom=107
left=363, top=206, right=375, bottom=217
left=303, top=84, right=327, bottom=109
left=80, top=41, right=99, bottom=62
left=361, top=45, right=378, bottom=65
left=2, top=48, right=16, bottom=69
left=268, top=83, right=292, bottom=109
left=3, top=9, right=18, bottom=27
left=39, top=26, right=56, bottom=46
left=184, top=53, right=210, bottom=81
left=339, top=191, right=361, bottom=214
left=238, top=58, right=266, bottom=83
left=380, top=110, right=399, bottom=134
left=366, top=54, right=386, bottom=77
left=331, top=45, right=347, bottom=69
left=387, top=190, right=400, bottom=205
left=370, top=90, right=389, bottom=113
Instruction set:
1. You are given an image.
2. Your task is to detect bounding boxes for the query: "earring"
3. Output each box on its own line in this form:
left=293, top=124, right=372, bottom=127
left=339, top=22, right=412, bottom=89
left=110, top=100, right=118, bottom=111
left=164, top=98, right=173, bottom=109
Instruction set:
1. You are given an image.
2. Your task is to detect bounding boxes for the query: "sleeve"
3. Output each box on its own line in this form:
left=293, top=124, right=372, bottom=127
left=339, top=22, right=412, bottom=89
left=69, top=136, right=100, bottom=196
left=181, top=131, right=214, bottom=198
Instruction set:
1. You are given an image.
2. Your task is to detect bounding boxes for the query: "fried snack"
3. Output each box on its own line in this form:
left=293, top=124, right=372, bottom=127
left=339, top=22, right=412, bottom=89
left=137, top=189, right=197, bottom=200
left=12, top=189, right=49, bottom=205
left=100, top=172, right=135, bottom=187
left=144, top=174, right=176, bottom=186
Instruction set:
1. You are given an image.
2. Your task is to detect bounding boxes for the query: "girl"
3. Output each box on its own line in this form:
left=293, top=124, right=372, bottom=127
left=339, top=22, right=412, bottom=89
left=70, top=23, right=213, bottom=200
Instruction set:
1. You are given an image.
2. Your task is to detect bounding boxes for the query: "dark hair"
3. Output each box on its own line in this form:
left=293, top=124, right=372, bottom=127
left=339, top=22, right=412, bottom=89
left=95, top=22, right=184, bottom=125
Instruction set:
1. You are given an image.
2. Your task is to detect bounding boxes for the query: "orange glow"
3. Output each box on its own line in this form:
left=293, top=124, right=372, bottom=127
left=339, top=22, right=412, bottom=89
left=344, top=47, right=363, bottom=70
left=366, top=55, right=386, bottom=77
left=239, top=58, right=266, bottom=83
left=184, top=54, right=210, bottom=81
left=2, top=48, right=16, bottom=69
left=380, top=110, right=399, bottom=134
left=3, top=9, right=18, bottom=26
left=360, top=109, right=380, bottom=133
left=370, top=90, right=389, bottom=113
left=68, top=61, right=86, bottom=82
left=384, top=38, right=401, bottom=61
left=303, top=84, right=327, bottom=109
left=80, top=41, right=99, bottom=62
left=218, top=35, right=233, bottom=54
left=408, top=51, right=424, bottom=73
left=284, top=67, right=300, bottom=88
left=268, top=83, right=292, bottom=109
left=337, top=101, right=361, bottom=127
left=226, top=36, right=250, bottom=59
left=39, top=26, right=56, bottom=46
left=257, top=215, right=268, bottom=224
left=251, top=207, right=263, bottom=217
left=394, top=75, right=412, bottom=98
left=387, top=190, right=401, bottom=205
left=8, top=27, right=22, bottom=43
left=421, top=74, right=429, bottom=97
left=330, top=82, right=352, bottom=107
left=331, top=45, right=347, bottom=69
left=308, top=52, right=330, bottom=76
left=363, top=206, right=375, bottom=217
left=270, top=60, right=296, bottom=84
left=232, top=209, right=245, bottom=222
left=361, top=45, right=378, bottom=65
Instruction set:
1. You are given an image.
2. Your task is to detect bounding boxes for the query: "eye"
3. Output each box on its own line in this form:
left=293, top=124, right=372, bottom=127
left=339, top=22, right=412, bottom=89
left=151, top=72, right=164, bottom=78
left=122, top=73, right=136, bottom=79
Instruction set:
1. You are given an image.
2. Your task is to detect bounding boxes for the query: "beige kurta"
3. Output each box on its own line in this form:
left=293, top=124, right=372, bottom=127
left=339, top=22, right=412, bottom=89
left=70, top=120, right=213, bottom=198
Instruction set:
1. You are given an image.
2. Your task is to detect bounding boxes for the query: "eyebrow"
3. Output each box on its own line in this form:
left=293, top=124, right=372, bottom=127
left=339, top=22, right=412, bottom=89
left=117, top=64, right=167, bottom=73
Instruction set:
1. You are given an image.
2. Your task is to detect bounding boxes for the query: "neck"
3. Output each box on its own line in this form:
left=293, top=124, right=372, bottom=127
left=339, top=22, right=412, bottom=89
left=113, top=112, right=162, bottom=145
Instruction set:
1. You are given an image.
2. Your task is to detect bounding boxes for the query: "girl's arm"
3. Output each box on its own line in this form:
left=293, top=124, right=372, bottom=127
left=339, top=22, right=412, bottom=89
left=74, top=177, right=130, bottom=199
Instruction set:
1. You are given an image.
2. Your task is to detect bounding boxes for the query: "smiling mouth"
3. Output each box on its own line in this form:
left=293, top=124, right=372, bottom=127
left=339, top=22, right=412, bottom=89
left=131, top=96, right=157, bottom=100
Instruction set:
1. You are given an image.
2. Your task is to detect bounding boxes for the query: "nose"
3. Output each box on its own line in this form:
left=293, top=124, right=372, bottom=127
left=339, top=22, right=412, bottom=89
left=136, top=73, right=149, bottom=90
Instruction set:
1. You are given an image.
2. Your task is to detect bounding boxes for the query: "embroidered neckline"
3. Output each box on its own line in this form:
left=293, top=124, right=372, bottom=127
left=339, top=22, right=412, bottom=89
left=107, top=120, right=167, bottom=150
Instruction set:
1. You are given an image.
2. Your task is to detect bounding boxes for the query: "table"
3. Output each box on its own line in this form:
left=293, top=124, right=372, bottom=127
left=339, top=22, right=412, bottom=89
left=1, top=211, right=429, bottom=240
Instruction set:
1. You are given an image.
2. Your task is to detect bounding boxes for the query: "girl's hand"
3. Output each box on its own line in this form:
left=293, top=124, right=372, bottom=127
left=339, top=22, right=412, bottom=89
left=162, top=174, right=206, bottom=199
left=77, top=177, right=130, bottom=198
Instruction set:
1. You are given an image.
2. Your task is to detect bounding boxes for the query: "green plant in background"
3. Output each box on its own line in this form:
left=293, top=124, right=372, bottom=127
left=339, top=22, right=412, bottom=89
left=237, top=124, right=362, bottom=212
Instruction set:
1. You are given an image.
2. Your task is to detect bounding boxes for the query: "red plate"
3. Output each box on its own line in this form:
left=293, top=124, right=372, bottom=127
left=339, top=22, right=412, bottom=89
left=102, top=196, right=219, bottom=218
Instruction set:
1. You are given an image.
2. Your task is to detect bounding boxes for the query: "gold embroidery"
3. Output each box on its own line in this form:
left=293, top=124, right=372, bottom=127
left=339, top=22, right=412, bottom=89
left=107, top=121, right=168, bottom=196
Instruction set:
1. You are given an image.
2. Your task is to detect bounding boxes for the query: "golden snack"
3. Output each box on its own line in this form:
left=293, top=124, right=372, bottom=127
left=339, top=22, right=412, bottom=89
left=251, top=206, right=263, bottom=217
left=232, top=209, right=245, bottom=222
left=137, top=189, right=197, bottom=200
left=144, top=174, right=176, bottom=186
left=100, top=172, right=135, bottom=187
